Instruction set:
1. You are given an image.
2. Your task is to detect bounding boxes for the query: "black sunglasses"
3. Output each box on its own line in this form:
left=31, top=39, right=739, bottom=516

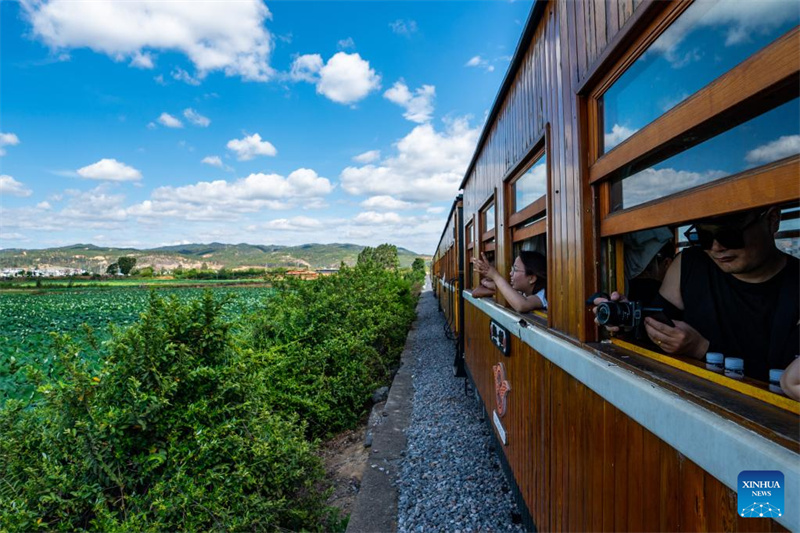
left=683, top=211, right=765, bottom=250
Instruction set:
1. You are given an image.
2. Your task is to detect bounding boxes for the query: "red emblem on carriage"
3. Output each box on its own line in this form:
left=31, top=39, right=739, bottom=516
left=493, top=362, right=511, bottom=417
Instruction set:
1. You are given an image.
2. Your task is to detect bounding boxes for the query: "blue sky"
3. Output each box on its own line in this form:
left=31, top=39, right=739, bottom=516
left=0, top=0, right=532, bottom=254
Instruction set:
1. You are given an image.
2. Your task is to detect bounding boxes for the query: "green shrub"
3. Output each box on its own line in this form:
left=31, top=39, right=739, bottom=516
left=0, top=292, right=330, bottom=531
left=0, top=255, right=419, bottom=530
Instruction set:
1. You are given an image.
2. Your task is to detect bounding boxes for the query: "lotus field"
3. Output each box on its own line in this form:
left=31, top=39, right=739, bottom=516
left=0, top=287, right=267, bottom=403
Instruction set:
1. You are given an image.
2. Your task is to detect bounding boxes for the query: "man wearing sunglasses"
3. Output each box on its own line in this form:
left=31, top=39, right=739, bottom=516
left=598, top=206, right=798, bottom=383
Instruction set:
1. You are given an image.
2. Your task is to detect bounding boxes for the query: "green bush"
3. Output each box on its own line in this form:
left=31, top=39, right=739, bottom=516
left=247, top=260, right=417, bottom=438
left=0, top=254, right=419, bottom=530
left=0, top=292, right=330, bottom=531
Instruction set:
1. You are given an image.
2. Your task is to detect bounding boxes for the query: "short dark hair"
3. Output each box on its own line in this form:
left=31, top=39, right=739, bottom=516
left=519, top=251, right=547, bottom=294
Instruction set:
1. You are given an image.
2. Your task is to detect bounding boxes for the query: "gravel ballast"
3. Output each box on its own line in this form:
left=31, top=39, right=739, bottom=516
left=396, top=286, right=525, bottom=532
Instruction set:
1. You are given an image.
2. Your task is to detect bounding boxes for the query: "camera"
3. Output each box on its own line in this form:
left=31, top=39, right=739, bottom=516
left=588, top=292, right=674, bottom=340
left=595, top=300, right=642, bottom=329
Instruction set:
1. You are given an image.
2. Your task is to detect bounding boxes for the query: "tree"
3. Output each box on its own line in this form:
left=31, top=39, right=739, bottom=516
left=106, top=263, right=120, bottom=275
left=411, top=258, right=425, bottom=276
left=357, top=244, right=399, bottom=270
left=117, top=256, right=137, bottom=276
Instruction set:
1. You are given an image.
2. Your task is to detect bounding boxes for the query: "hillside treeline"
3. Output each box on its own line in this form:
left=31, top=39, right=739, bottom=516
left=0, top=250, right=423, bottom=531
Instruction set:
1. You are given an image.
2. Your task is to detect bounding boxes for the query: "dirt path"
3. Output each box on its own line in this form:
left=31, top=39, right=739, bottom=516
left=318, top=423, right=371, bottom=516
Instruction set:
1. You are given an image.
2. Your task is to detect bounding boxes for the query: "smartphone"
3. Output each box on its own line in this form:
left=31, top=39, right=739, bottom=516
left=647, top=310, right=675, bottom=328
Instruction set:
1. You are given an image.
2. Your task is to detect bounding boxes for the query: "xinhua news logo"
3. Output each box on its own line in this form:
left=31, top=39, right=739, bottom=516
left=737, top=470, right=784, bottom=518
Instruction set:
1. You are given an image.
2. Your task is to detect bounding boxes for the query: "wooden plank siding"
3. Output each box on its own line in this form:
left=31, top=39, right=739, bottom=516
left=456, top=0, right=799, bottom=530
left=461, top=0, right=646, bottom=341
left=463, top=300, right=789, bottom=532
left=433, top=199, right=462, bottom=337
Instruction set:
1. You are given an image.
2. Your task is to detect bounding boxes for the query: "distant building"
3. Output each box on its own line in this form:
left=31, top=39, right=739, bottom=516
left=285, top=269, right=318, bottom=280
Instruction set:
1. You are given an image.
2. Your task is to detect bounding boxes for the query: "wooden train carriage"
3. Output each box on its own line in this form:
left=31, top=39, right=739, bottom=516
left=433, top=196, right=464, bottom=343
left=454, top=0, right=800, bottom=531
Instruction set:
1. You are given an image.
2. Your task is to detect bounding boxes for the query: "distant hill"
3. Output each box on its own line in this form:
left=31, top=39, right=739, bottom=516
left=0, top=243, right=429, bottom=273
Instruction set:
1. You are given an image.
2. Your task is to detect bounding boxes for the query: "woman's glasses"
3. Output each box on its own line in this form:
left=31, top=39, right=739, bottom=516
left=683, top=211, right=764, bottom=250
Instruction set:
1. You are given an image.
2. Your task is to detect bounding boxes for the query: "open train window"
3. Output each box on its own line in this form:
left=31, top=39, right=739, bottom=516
left=589, top=0, right=799, bottom=407
left=505, top=131, right=549, bottom=318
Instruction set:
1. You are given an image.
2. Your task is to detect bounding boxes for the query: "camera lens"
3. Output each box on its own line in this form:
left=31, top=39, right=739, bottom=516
left=596, top=302, right=614, bottom=325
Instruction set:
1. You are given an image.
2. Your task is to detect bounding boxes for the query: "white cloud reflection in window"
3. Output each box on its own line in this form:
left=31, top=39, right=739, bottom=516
left=513, top=154, right=547, bottom=213
left=601, top=0, right=799, bottom=154
left=612, top=98, right=799, bottom=211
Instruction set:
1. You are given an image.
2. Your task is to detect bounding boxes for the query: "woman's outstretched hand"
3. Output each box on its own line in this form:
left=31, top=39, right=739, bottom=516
left=472, top=252, right=498, bottom=281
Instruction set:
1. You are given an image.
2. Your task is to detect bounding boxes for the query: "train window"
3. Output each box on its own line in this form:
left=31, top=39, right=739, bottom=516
left=480, top=196, right=497, bottom=255
left=590, top=0, right=799, bottom=396
left=507, top=133, right=548, bottom=246
left=599, top=0, right=799, bottom=155
left=483, top=203, right=496, bottom=234
left=465, top=218, right=475, bottom=289
left=609, top=97, right=799, bottom=211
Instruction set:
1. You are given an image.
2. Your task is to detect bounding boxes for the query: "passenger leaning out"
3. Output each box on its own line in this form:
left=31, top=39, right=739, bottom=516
left=472, top=251, right=547, bottom=313
left=593, top=206, right=799, bottom=383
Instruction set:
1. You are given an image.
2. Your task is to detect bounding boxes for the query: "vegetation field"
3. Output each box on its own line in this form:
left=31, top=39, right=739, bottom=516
left=0, top=247, right=424, bottom=531
left=0, top=286, right=269, bottom=403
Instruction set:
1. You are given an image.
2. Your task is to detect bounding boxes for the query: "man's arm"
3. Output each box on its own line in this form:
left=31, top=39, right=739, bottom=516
left=643, top=253, right=709, bottom=359
left=780, top=357, right=800, bottom=401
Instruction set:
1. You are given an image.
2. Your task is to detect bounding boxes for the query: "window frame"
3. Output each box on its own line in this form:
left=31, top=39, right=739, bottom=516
left=587, top=1, right=799, bottom=235
left=505, top=127, right=550, bottom=244
left=479, top=193, right=497, bottom=253
left=587, top=0, right=800, bottom=409
left=465, top=216, right=475, bottom=289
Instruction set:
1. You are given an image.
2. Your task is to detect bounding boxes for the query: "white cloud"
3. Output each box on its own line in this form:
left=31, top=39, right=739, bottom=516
left=383, top=81, right=435, bottom=123
left=426, top=206, right=445, bottom=214
left=361, top=196, right=416, bottom=211
left=745, top=135, right=800, bottom=165
left=0, top=175, right=32, bottom=197
left=289, top=53, right=323, bottom=83
left=389, top=19, right=418, bottom=37
left=21, top=0, right=275, bottom=82
left=124, top=170, right=332, bottom=223
left=172, top=67, right=201, bottom=86
left=129, top=51, right=154, bottom=69
left=0, top=132, right=20, bottom=156
left=340, top=116, right=480, bottom=202
left=291, top=52, right=380, bottom=104
left=604, top=124, right=638, bottom=151
left=183, top=108, right=210, bottom=127
left=354, top=211, right=404, bottom=225
left=338, top=37, right=355, bottom=50
left=201, top=155, right=223, bottom=167
left=157, top=112, right=183, bottom=128
left=648, top=0, right=797, bottom=66
left=226, top=133, right=277, bottom=160
left=77, top=158, right=143, bottom=182
left=145, top=168, right=331, bottom=211
left=317, top=52, right=381, bottom=104
left=465, top=55, right=495, bottom=72
left=623, top=167, right=727, bottom=208
left=37, top=201, right=52, bottom=210
left=353, top=150, right=380, bottom=163
left=262, top=216, right=323, bottom=231
left=147, top=122, right=157, bottom=130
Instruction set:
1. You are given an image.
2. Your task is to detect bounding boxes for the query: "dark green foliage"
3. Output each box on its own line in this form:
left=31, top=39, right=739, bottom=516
left=0, top=261, right=418, bottom=530
left=117, top=256, right=137, bottom=276
left=248, top=260, right=416, bottom=438
left=0, top=292, right=331, bottom=531
left=357, top=243, right=400, bottom=270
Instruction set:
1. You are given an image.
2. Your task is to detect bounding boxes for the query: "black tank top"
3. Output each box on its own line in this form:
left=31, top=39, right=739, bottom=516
left=680, top=247, right=799, bottom=382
